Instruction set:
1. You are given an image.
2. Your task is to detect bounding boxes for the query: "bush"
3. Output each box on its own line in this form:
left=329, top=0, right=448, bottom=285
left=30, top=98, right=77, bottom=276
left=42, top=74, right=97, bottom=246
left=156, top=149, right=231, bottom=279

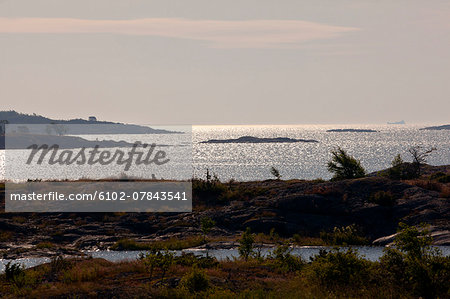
left=430, top=172, right=450, bottom=183
left=320, top=224, right=368, bottom=245
left=378, top=247, right=407, bottom=285
left=238, top=227, right=255, bottom=261
left=307, top=248, right=370, bottom=288
left=192, top=169, right=229, bottom=205
left=327, top=147, right=366, bottom=180
left=3, top=262, right=38, bottom=289
left=408, top=146, right=437, bottom=177
left=193, top=171, right=268, bottom=206
left=140, top=249, right=174, bottom=281
left=49, top=255, right=72, bottom=275
left=388, top=154, right=404, bottom=180
left=200, top=216, right=215, bottom=242
left=174, top=253, right=218, bottom=269
left=62, top=263, right=100, bottom=283
left=269, top=243, right=304, bottom=272
left=4, top=262, right=25, bottom=285
left=270, top=167, right=281, bottom=180
left=111, top=237, right=205, bottom=251
left=181, top=266, right=210, bottom=293
left=377, top=223, right=450, bottom=298
left=395, top=223, right=434, bottom=259
left=369, top=190, right=396, bottom=206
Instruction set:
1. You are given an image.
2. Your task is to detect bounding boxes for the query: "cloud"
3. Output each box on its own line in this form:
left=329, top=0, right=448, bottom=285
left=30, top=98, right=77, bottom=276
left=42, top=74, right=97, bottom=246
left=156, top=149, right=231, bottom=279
left=0, top=17, right=360, bottom=48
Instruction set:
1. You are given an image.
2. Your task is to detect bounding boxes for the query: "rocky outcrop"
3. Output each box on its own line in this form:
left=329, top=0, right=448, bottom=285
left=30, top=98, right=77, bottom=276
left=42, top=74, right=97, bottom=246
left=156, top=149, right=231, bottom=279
left=326, top=129, right=378, bottom=133
left=0, top=167, right=449, bottom=258
left=420, top=124, right=450, bottom=130
left=200, top=136, right=318, bottom=144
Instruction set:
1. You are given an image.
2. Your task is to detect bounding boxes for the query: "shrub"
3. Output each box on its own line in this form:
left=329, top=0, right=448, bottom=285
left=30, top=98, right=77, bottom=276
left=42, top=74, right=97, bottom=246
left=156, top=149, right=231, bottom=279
left=200, top=216, right=215, bottom=242
left=394, top=223, right=434, bottom=259
left=62, top=262, right=101, bottom=283
left=141, top=250, right=159, bottom=280
left=270, top=167, right=281, bottom=180
left=111, top=237, right=205, bottom=251
left=369, top=190, right=396, bottom=206
left=408, top=179, right=443, bottom=194
left=378, top=247, right=407, bottom=285
left=407, top=146, right=437, bottom=177
left=49, top=255, right=72, bottom=275
left=269, top=227, right=279, bottom=242
left=238, top=227, right=255, bottom=261
left=388, top=154, right=404, bottom=180
left=3, top=262, right=38, bottom=289
left=269, top=243, right=304, bottom=272
left=292, top=234, right=325, bottom=246
left=327, top=147, right=366, bottom=180
left=377, top=223, right=450, bottom=298
left=174, top=253, right=218, bottom=269
left=320, top=224, right=368, bottom=245
left=4, top=262, right=25, bottom=285
left=157, top=250, right=175, bottom=281
left=192, top=169, right=229, bottom=205
left=193, top=171, right=267, bottom=205
left=307, top=248, right=370, bottom=288
left=430, top=172, right=450, bottom=183
left=140, top=249, right=174, bottom=281
left=181, top=266, right=210, bottom=293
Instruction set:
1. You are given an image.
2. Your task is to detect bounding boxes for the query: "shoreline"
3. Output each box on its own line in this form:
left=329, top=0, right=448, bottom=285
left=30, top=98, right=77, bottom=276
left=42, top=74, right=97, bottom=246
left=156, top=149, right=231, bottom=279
left=1, top=163, right=449, bottom=260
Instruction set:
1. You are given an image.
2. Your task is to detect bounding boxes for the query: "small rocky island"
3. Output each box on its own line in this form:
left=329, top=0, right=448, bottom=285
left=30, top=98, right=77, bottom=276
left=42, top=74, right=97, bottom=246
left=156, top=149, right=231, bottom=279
left=200, top=136, right=318, bottom=144
left=420, top=124, right=450, bottom=131
left=326, top=129, right=378, bottom=133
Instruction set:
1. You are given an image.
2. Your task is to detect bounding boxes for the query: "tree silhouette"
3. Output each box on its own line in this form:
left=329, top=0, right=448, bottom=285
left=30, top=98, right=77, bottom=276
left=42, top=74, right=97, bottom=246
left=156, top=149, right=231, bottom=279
left=327, top=147, right=366, bottom=180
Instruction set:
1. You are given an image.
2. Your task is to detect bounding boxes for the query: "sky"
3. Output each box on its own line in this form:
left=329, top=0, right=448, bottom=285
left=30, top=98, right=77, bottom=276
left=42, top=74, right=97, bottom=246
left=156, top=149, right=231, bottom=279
left=1, top=0, right=449, bottom=125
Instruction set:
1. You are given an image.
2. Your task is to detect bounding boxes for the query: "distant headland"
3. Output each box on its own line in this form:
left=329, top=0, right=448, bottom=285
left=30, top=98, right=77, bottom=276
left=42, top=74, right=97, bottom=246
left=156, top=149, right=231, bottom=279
left=420, top=124, right=450, bottom=131
left=0, top=111, right=176, bottom=134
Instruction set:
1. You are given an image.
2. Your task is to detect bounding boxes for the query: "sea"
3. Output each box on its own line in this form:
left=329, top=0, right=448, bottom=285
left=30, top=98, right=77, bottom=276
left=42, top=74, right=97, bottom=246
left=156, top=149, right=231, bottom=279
left=193, top=124, right=450, bottom=181
left=1, top=124, right=449, bottom=181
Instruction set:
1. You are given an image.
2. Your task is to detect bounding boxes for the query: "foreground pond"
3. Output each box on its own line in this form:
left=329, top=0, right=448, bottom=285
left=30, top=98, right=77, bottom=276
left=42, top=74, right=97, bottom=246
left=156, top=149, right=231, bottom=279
left=1, top=246, right=449, bottom=273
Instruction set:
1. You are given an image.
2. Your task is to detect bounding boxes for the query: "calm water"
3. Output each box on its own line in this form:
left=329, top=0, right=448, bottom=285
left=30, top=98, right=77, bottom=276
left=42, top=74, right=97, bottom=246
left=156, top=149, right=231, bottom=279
left=1, top=124, right=449, bottom=181
left=193, top=124, right=450, bottom=180
left=1, top=246, right=450, bottom=272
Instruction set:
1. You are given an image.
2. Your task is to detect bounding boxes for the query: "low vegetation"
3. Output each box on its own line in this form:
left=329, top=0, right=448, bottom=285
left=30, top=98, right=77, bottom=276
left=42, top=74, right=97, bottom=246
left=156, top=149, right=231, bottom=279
left=192, top=169, right=267, bottom=206
left=238, top=227, right=255, bottom=261
left=111, top=236, right=205, bottom=251
left=369, top=190, right=396, bottom=206
left=200, top=216, right=215, bottom=242
left=320, top=224, right=369, bottom=245
left=0, top=224, right=448, bottom=298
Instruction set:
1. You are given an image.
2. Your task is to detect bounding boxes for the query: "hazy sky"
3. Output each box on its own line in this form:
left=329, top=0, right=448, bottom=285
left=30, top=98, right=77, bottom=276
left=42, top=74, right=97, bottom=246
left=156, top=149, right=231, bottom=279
left=1, top=0, right=449, bottom=125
